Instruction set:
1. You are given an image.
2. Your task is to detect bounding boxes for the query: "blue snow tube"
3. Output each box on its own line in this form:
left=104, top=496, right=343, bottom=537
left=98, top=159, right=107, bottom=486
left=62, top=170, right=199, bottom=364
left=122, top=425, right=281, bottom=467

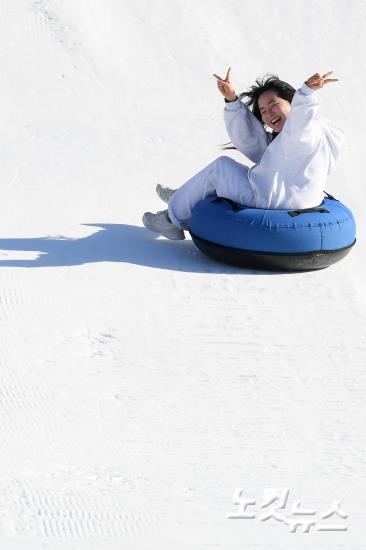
left=189, top=192, right=356, bottom=271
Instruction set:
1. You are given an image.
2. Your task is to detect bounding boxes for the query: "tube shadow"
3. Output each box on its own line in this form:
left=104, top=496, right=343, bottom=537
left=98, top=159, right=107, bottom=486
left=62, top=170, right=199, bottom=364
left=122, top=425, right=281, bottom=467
left=0, top=223, right=281, bottom=274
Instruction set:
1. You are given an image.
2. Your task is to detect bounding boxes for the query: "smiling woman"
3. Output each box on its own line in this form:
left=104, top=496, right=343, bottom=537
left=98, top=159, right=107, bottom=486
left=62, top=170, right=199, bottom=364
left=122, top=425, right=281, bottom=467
left=143, top=68, right=346, bottom=244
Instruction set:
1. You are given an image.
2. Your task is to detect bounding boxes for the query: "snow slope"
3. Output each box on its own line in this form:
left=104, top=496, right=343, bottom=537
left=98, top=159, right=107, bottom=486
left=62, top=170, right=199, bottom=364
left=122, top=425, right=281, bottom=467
left=0, top=1, right=365, bottom=548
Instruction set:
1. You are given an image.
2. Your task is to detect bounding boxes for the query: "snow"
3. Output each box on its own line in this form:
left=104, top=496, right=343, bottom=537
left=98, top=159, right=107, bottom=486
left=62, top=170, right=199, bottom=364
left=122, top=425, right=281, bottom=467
left=0, top=0, right=365, bottom=548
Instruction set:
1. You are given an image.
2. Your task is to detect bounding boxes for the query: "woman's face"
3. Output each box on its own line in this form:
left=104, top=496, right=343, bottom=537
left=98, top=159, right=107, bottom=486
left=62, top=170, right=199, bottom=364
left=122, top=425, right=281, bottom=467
left=258, top=90, right=291, bottom=132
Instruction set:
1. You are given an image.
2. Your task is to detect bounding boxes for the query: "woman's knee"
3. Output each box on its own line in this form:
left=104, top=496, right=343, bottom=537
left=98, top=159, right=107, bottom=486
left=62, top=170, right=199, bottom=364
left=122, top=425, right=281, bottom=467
left=214, top=155, right=237, bottom=168
left=214, top=155, right=243, bottom=178
left=213, top=156, right=239, bottom=184
left=214, top=156, right=250, bottom=198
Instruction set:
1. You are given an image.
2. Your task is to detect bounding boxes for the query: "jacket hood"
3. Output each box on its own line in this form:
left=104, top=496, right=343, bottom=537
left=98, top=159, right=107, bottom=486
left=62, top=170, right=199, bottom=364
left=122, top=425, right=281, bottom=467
left=320, top=119, right=345, bottom=174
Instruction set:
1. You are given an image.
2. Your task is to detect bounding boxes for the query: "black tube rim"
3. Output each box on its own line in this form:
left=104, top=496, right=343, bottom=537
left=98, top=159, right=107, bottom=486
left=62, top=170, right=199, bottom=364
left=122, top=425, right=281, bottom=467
left=189, top=232, right=356, bottom=272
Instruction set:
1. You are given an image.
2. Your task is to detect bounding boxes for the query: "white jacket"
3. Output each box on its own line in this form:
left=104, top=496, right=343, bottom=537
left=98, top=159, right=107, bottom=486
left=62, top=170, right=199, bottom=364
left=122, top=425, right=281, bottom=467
left=224, top=82, right=345, bottom=209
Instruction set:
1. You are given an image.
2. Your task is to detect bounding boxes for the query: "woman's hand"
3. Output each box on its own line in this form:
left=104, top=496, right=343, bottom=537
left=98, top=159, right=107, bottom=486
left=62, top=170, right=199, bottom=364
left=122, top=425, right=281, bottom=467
left=213, top=67, right=237, bottom=101
left=305, top=71, right=338, bottom=90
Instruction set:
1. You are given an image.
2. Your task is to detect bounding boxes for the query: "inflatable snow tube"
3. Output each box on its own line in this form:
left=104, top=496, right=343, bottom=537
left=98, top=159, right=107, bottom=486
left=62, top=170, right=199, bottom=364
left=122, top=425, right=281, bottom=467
left=189, top=193, right=356, bottom=271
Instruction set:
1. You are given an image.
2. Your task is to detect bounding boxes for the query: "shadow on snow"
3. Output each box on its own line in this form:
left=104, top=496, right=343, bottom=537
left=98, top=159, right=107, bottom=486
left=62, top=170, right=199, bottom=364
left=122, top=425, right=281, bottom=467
left=0, top=223, right=281, bottom=275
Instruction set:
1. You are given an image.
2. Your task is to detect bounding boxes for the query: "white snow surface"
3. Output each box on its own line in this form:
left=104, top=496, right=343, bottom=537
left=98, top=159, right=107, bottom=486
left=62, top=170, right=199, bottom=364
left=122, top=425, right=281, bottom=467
left=0, top=1, right=365, bottom=548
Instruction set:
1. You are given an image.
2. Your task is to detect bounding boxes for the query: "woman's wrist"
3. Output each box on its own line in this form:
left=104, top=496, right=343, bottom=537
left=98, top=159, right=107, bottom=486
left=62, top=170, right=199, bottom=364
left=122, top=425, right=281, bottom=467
left=224, top=95, right=238, bottom=103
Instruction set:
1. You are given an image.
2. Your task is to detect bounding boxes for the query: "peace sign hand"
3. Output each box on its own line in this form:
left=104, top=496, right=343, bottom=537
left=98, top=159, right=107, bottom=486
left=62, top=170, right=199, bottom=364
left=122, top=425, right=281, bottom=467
left=305, top=71, right=339, bottom=90
left=213, top=66, right=237, bottom=101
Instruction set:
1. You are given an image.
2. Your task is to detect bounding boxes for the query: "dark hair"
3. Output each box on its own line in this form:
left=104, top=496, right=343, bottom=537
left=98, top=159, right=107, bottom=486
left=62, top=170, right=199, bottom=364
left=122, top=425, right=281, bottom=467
left=221, top=73, right=296, bottom=150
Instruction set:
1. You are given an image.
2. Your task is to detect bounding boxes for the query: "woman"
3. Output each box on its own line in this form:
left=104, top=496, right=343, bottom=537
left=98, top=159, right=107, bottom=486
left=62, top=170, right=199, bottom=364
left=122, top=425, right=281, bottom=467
left=143, top=69, right=344, bottom=240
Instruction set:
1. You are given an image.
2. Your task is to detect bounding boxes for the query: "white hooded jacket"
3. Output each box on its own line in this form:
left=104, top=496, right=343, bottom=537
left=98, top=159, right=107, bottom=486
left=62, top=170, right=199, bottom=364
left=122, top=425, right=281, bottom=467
left=224, top=82, right=345, bottom=209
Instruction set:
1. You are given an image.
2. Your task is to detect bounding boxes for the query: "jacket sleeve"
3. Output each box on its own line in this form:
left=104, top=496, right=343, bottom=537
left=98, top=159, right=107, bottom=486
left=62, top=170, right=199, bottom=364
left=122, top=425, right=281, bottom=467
left=281, top=82, right=322, bottom=152
left=224, top=98, right=271, bottom=163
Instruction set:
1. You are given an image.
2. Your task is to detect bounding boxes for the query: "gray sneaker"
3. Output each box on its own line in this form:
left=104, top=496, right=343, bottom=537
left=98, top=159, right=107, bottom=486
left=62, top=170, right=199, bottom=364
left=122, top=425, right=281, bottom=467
left=156, top=183, right=177, bottom=203
left=142, top=209, right=185, bottom=240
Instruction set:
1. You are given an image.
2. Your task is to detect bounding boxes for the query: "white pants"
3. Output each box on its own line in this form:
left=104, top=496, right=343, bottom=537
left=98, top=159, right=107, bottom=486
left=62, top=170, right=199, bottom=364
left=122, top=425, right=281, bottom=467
left=168, top=156, right=256, bottom=229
